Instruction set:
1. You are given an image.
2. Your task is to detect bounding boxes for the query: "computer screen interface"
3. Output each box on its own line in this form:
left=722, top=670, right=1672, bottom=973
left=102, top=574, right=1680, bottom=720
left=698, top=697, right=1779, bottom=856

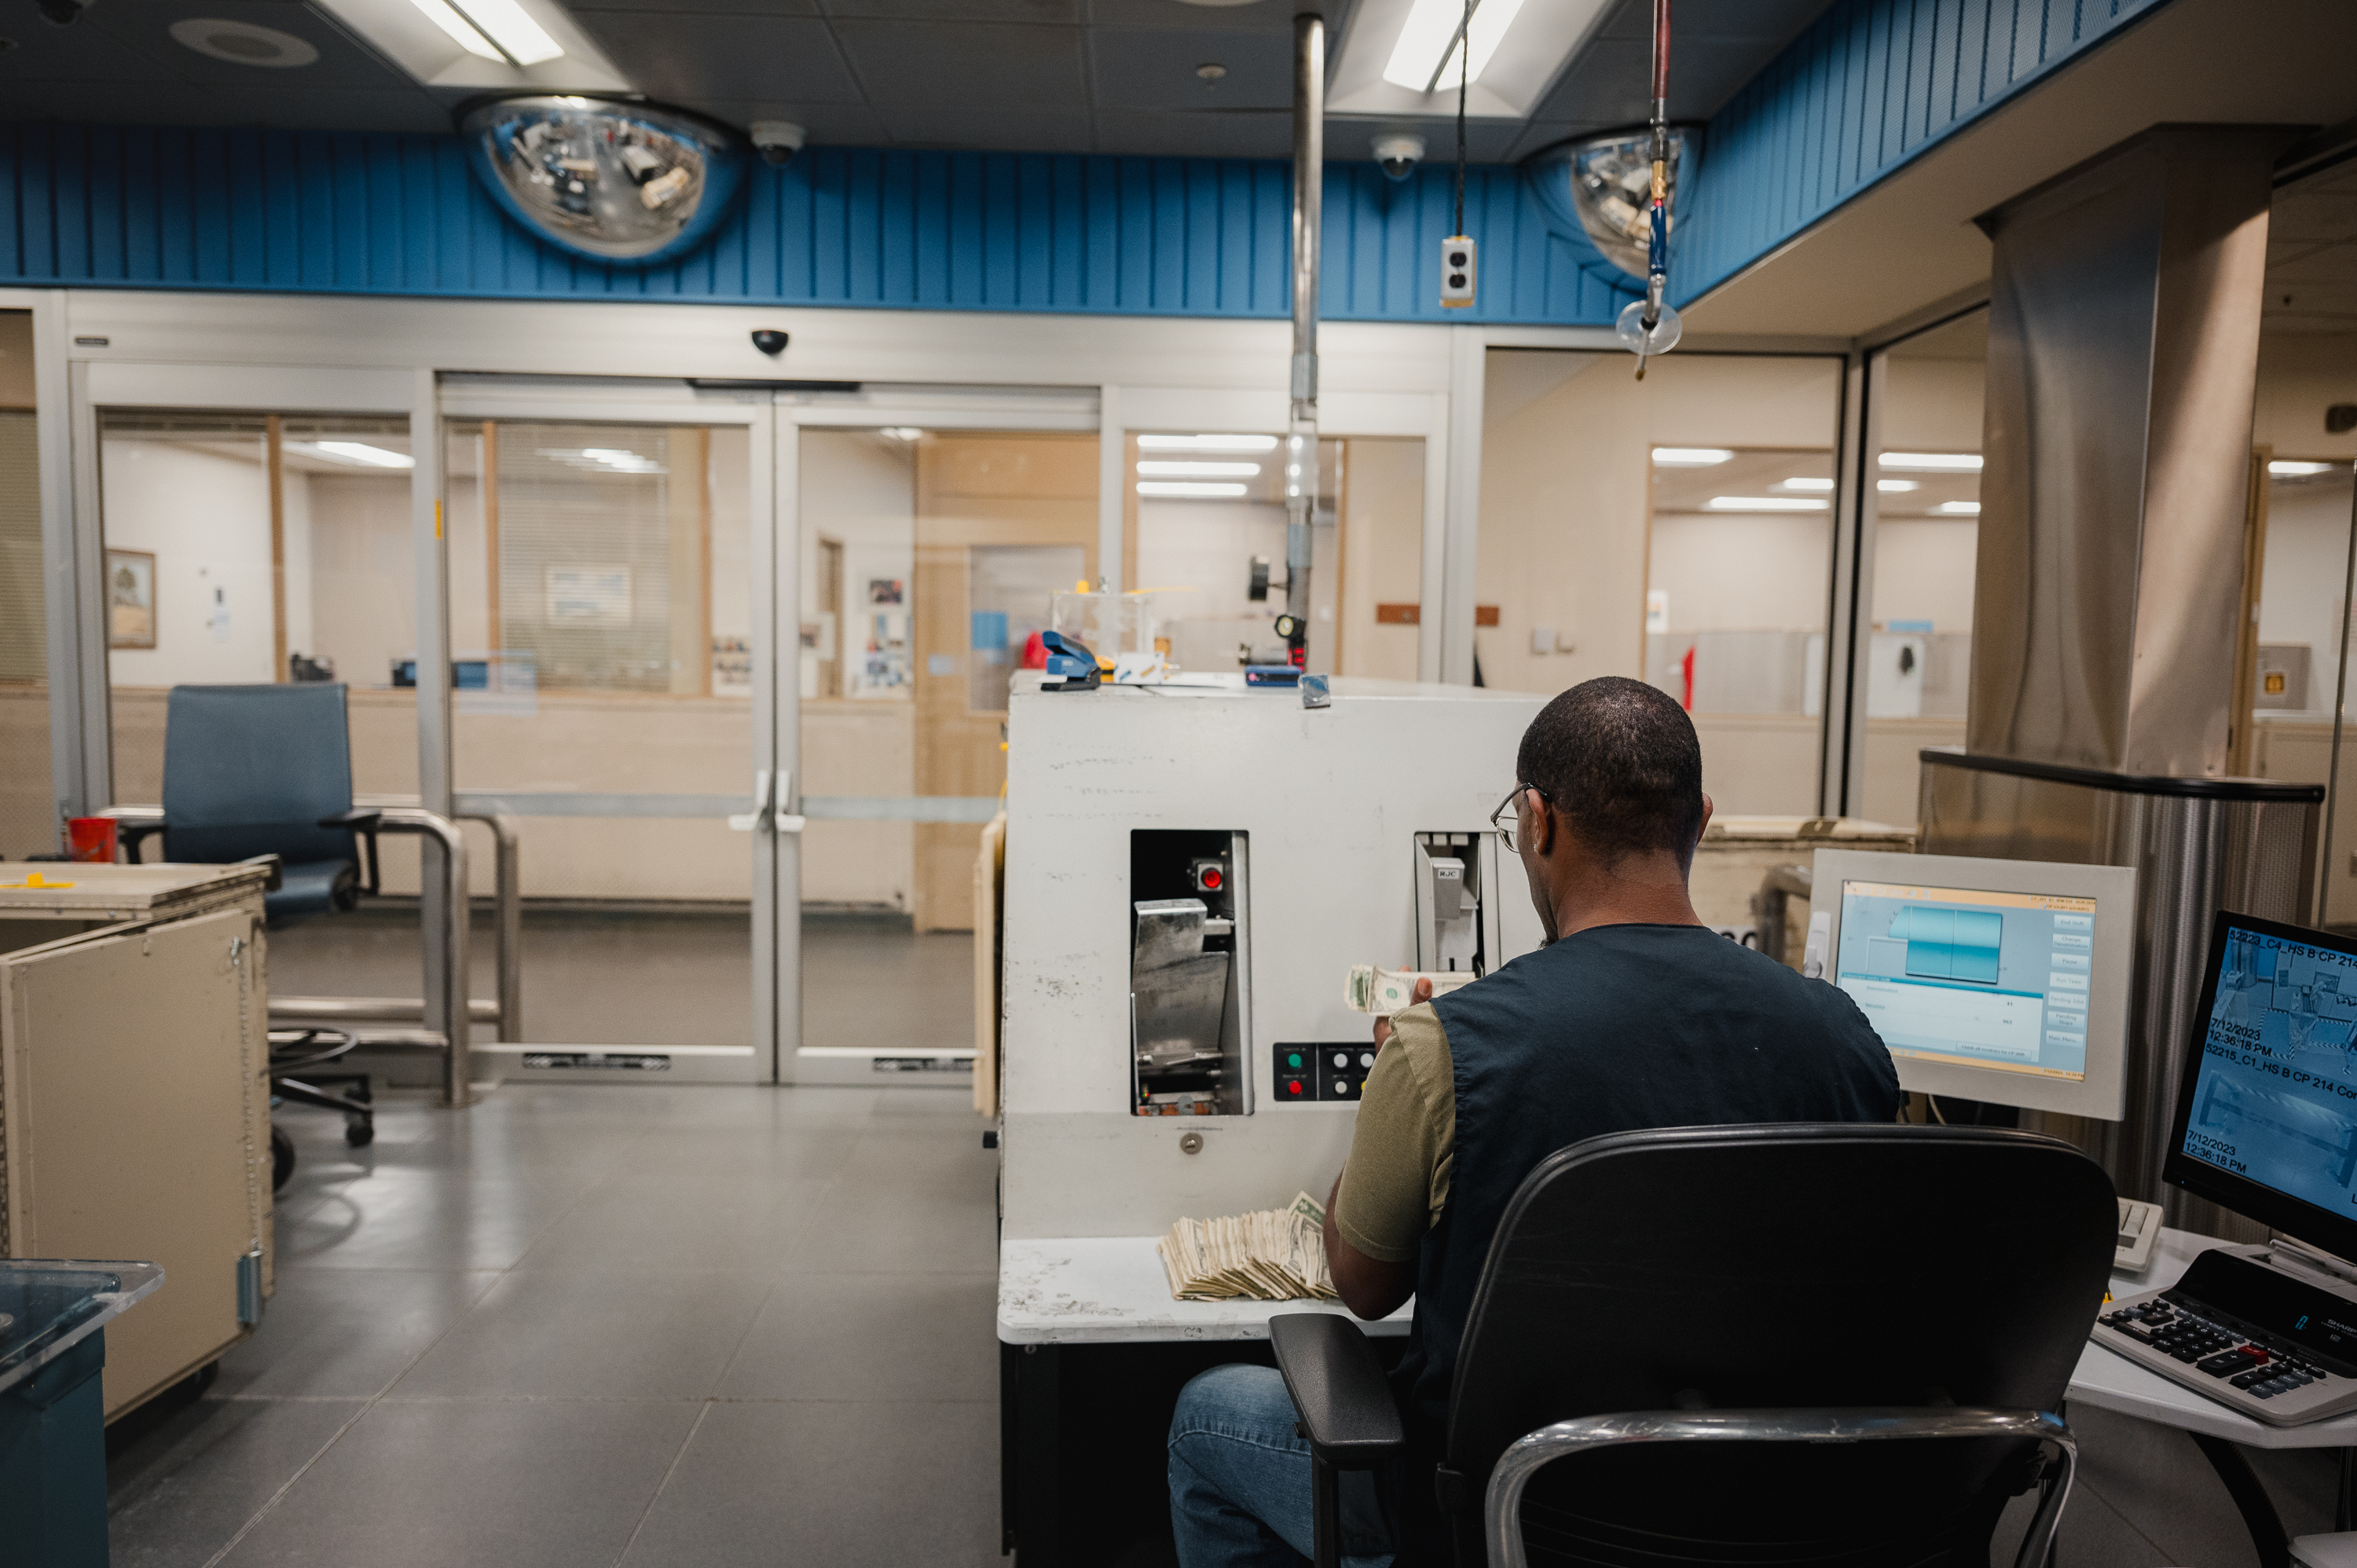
left=2177, top=920, right=2357, bottom=1217
left=1835, top=880, right=2095, bottom=1083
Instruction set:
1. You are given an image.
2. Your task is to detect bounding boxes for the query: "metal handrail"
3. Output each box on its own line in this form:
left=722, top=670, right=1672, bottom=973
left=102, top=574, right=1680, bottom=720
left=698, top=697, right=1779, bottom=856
left=102, top=800, right=483, bottom=1107
left=1484, top=1406, right=2074, bottom=1568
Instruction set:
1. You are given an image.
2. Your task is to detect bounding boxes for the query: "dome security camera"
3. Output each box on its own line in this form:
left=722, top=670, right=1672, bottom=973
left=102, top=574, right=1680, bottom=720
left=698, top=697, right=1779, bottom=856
left=751, top=329, right=789, bottom=357
left=750, top=121, right=805, bottom=168
left=38, top=0, right=92, bottom=24
left=1373, top=134, right=1425, bottom=182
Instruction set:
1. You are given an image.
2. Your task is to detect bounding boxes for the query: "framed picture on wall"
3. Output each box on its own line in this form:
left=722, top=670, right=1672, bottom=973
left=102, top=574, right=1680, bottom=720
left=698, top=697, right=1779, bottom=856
left=106, top=548, right=156, bottom=649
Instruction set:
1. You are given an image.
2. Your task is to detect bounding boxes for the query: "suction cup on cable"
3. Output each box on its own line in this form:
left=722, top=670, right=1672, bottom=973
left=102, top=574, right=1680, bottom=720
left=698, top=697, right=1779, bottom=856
left=1616, top=299, right=1683, bottom=356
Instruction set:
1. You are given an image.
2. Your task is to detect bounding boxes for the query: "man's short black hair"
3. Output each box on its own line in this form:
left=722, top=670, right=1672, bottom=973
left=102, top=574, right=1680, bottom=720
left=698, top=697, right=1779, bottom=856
left=1515, top=676, right=1706, bottom=866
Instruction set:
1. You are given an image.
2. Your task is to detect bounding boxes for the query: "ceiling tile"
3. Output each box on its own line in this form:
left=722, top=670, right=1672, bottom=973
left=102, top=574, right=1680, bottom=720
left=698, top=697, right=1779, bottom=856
left=825, top=0, right=1079, bottom=18
left=222, top=85, right=456, bottom=130
left=675, top=99, right=893, bottom=142
left=1091, top=27, right=1289, bottom=112
left=1530, top=34, right=1780, bottom=126
left=830, top=19, right=1086, bottom=108
left=1089, top=0, right=1299, bottom=33
left=0, top=78, right=282, bottom=123
left=1091, top=108, right=1292, bottom=157
left=874, top=104, right=1094, bottom=151
left=2272, top=189, right=2357, bottom=246
left=567, top=0, right=821, bottom=12
left=86, top=0, right=419, bottom=93
left=1504, top=117, right=1615, bottom=161
left=569, top=12, right=866, bottom=102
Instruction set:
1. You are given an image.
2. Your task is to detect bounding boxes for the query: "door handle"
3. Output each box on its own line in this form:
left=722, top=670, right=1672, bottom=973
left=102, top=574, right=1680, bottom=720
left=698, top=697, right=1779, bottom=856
left=728, top=770, right=806, bottom=835
left=728, top=770, right=772, bottom=832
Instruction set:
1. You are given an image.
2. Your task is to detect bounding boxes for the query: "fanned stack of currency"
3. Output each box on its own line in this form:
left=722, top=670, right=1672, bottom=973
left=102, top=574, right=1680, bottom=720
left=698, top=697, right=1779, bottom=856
left=1157, top=1191, right=1340, bottom=1302
left=1344, top=965, right=1480, bottom=1013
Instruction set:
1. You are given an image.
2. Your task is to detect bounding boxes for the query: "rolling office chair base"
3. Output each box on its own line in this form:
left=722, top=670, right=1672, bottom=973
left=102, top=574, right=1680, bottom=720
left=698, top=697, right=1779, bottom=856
left=267, top=1029, right=376, bottom=1192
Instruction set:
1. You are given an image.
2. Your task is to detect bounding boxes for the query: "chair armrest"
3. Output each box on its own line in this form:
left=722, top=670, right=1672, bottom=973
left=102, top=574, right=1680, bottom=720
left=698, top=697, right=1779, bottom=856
left=116, top=820, right=167, bottom=862
left=1270, top=1313, right=1405, bottom=1471
left=316, top=811, right=383, bottom=896
left=236, top=853, right=284, bottom=893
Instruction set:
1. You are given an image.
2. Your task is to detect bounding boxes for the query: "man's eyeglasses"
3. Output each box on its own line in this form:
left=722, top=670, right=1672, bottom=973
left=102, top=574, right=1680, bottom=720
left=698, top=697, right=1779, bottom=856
left=1489, top=783, right=1551, bottom=852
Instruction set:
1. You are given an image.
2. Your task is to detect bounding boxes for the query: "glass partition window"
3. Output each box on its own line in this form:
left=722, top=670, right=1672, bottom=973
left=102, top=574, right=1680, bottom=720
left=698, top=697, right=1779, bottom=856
left=97, top=411, right=420, bottom=808
left=1858, top=311, right=1986, bottom=828
left=1476, top=350, right=1845, bottom=816
left=0, top=311, right=46, bottom=859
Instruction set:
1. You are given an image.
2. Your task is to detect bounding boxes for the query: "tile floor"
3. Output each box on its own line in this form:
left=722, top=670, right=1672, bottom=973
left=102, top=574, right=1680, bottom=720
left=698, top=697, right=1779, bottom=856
left=106, top=1083, right=1001, bottom=1568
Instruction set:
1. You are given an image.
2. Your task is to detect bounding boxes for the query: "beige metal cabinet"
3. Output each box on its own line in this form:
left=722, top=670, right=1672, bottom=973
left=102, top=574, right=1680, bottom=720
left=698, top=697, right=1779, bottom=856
left=0, top=863, right=272, bottom=1418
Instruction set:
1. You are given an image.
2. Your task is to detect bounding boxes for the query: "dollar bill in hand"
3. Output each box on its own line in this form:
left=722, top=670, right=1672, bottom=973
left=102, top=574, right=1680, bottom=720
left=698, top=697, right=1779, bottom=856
left=1344, top=964, right=1479, bottom=1013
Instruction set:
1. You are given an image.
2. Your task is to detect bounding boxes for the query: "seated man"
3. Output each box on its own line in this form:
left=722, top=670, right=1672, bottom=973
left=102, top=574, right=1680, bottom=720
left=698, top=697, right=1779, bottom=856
left=1167, top=676, right=1901, bottom=1568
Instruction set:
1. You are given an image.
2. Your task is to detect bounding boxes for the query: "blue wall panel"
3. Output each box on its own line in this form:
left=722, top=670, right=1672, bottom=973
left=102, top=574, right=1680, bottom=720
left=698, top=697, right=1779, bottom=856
left=0, top=123, right=1637, bottom=324
left=1677, top=0, right=2170, bottom=301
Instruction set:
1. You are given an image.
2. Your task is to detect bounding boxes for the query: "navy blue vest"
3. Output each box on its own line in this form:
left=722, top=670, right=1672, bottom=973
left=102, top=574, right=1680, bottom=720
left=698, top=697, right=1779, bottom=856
left=1392, top=922, right=1902, bottom=1431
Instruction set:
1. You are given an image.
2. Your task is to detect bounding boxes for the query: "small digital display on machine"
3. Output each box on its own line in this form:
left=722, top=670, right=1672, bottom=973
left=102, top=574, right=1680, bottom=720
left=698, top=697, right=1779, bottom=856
left=1835, top=881, right=2099, bottom=1083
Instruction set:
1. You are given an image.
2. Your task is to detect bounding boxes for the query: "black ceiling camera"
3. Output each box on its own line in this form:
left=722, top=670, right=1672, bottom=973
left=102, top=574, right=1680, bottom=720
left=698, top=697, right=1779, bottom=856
left=38, top=0, right=88, bottom=23
left=2329, top=404, right=2357, bottom=436
left=751, top=329, right=788, bottom=357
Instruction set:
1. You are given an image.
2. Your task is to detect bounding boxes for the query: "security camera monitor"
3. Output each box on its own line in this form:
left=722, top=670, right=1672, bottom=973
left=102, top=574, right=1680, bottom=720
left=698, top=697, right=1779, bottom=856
left=1813, top=851, right=2135, bottom=1119
left=2163, top=912, right=2357, bottom=1262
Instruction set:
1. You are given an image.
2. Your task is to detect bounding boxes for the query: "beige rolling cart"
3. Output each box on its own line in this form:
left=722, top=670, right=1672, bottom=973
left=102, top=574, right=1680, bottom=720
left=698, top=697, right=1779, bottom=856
left=0, top=861, right=273, bottom=1419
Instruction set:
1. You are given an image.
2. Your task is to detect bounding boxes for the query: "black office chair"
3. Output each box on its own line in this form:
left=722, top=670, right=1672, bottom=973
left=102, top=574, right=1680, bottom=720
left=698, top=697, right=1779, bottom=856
left=123, top=684, right=383, bottom=1166
left=1271, top=1123, right=2118, bottom=1568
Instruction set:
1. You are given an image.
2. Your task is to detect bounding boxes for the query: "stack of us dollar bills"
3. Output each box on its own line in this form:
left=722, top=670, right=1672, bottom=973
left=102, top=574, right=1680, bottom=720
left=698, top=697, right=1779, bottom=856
left=1157, top=1191, right=1340, bottom=1302
left=1343, top=964, right=1480, bottom=1013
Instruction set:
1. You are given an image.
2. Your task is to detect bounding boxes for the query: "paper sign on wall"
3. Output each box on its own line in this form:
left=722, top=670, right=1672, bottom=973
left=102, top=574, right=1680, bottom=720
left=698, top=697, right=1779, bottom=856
left=546, top=566, right=633, bottom=624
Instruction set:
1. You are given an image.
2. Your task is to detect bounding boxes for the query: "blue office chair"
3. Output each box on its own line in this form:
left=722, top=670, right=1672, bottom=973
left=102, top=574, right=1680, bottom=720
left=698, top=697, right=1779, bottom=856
left=121, top=685, right=383, bottom=1167
left=122, top=684, right=381, bottom=922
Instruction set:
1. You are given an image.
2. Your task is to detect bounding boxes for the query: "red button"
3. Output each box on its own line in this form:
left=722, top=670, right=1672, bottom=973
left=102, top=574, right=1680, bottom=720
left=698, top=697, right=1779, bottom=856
left=1287, top=1080, right=1303, bottom=1096
left=1202, top=869, right=1222, bottom=889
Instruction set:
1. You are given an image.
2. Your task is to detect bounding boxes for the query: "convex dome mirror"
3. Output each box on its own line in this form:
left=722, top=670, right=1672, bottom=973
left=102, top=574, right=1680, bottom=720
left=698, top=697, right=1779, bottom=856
left=460, top=96, right=747, bottom=266
left=1525, top=127, right=1695, bottom=280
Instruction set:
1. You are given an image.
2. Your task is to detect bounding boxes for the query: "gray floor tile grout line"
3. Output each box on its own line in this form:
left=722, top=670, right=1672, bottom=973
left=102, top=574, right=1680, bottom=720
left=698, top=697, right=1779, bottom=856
left=610, top=1400, right=715, bottom=1568
left=192, top=1141, right=614, bottom=1568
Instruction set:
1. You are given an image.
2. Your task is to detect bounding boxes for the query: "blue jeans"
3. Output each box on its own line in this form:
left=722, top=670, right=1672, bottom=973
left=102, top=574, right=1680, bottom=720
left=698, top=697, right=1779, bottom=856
left=1168, top=1364, right=1395, bottom=1568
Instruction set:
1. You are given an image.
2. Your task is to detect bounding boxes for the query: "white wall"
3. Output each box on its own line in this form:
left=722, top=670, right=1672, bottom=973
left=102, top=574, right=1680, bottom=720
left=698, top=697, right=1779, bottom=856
left=1648, top=514, right=1831, bottom=631
left=102, top=440, right=279, bottom=687
left=2257, top=478, right=2357, bottom=716
left=801, top=429, right=915, bottom=700
left=1871, top=520, right=1978, bottom=630
left=1137, top=496, right=1289, bottom=672
left=306, top=470, right=414, bottom=687
left=1337, top=438, right=1423, bottom=681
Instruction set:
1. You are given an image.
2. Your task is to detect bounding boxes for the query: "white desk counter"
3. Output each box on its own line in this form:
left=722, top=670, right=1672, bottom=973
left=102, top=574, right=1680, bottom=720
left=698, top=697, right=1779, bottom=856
left=2070, top=1225, right=2357, bottom=1449
left=999, top=1237, right=1413, bottom=1345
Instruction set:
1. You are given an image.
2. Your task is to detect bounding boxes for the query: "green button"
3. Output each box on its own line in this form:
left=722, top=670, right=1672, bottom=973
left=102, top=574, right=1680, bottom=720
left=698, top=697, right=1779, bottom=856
left=1287, top=1053, right=1302, bottom=1068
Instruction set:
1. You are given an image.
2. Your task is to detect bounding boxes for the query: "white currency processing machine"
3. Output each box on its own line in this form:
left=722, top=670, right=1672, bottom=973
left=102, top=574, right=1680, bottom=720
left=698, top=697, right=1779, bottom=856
left=998, top=676, right=1548, bottom=1240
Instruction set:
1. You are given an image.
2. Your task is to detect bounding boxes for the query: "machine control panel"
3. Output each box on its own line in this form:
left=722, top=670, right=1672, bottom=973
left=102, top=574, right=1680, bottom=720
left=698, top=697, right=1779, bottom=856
left=1274, top=1043, right=1377, bottom=1103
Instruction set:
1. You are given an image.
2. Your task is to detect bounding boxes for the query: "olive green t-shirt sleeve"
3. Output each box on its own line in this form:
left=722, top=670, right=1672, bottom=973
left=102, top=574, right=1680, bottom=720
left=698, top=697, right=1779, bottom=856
left=1332, top=1004, right=1457, bottom=1265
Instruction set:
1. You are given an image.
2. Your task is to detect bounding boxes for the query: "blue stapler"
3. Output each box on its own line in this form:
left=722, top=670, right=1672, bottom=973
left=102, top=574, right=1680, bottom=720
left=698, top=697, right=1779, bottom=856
left=1040, top=629, right=1102, bottom=692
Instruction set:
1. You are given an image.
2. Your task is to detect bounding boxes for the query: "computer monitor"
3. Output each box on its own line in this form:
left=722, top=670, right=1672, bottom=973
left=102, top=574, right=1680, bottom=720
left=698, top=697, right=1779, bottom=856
left=2163, top=910, right=2357, bottom=1262
left=1812, top=850, right=2135, bottom=1119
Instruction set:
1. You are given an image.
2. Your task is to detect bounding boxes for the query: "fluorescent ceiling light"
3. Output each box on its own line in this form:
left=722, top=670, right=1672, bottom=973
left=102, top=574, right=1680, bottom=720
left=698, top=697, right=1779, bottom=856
left=406, top=0, right=502, bottom=59
left=1651, top=447, right=1733, bottom=467
left=1137, top=434, right=1279, bottom=453
left=1877, top=479, right=1919, bottom=493
left=297, top=440, right=415, bottom=468
left=1706, top=496, right=1828, bottom=511
left=1137, top=461, right=1260, bottom=478
left=2271, top=460, right=2340, bottom=476
left=1384, top=0, right=1527, bottom=93
left=878, top=427, right=925, bottom=441
left=1138, top=482, right=1249, bottom=499
left=1777, top=477, right=1835, bottom=492
left=1933, top=500, right=1982, bottom=515
left=1880, top=452, right=1983, bottom=472
left=450, top=0, right=563, bottom=63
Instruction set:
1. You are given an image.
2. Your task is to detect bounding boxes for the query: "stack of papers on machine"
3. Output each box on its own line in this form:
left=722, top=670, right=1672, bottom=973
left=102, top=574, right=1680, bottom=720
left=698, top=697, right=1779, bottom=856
left=1157, top=1192, right=1340, bottom=1302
